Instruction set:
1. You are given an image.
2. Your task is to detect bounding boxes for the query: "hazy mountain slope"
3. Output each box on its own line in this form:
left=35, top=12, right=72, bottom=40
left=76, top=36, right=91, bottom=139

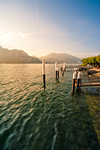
left=0, top=46, right=41, bottom=63
left=39, top=52, right=81, bottom=63
left=32, top=55, right=37, bottom=58
left=42, top=57, right=55, bottom=63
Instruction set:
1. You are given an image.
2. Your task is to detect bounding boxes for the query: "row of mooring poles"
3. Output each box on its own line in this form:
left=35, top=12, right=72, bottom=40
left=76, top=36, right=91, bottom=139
left=42, top=60, right=60, bottom=89
left=42, top=60, right=81, bottom=93
left=72, top=70, right=81, bottom=94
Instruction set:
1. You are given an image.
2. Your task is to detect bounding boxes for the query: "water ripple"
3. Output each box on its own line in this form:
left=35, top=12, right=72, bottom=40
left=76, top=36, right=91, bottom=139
left=0, top=64, right=100, bottom=150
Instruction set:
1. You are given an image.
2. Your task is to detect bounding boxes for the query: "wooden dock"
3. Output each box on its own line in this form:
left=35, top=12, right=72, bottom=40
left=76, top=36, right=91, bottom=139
left=60, top=64, right=100, bottom=94
left=81, top=82, right=100, bottom=87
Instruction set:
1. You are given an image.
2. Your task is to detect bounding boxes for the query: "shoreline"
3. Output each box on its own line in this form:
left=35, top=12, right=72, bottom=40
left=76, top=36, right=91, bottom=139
left=86, top=67, right=100, bottom=78
left=82, top=67, right=100, bottom=94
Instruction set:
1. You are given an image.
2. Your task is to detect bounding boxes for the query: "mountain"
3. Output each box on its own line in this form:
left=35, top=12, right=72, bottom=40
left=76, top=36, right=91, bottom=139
left=32, top=55, right=37, bottom=58
left=0, top=46, right=41, bottom=63
left=39, top=52, right=81, bottom=63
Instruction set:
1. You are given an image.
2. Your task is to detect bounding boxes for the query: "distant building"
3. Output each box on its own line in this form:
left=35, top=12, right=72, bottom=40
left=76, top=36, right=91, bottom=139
left=87, top=64, right=91, bottom=67
left=97, top=61, right=100, bottom=67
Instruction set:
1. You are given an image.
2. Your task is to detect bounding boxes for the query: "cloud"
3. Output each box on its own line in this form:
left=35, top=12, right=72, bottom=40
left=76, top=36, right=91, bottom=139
left=2, top=31, right=29, bottom=38
left=86, top=28, right=100, bottom=36
left=86, top=31, right=94, bottom=36
left=75, top=39, right=86, bottom=45
left=4, top=32, right=18, bottom=38
left=18, top=32, right=29, bottom=38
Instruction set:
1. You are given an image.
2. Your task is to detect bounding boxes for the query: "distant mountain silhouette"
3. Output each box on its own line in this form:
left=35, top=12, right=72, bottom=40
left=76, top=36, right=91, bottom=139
left=39, top=52, right=81, bottom=63
left=0, top=46, right=41, bottom=63
left=32, top=55, right=37, bottom=58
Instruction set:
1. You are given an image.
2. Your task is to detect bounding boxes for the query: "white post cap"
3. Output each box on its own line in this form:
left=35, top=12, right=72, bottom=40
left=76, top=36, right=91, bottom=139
left=42, top=60, right=45, bottom=74
left=55, top=62, right=58, bottom=71
left=73, top=71, right=77, bottom=79
left=77, top=71, right=81, bottom=79
left=56, top=68, right=59, bottom=71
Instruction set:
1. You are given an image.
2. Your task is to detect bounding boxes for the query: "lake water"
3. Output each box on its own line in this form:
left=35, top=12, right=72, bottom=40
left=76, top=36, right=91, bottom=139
left=0, top=64, right=100, bottom=150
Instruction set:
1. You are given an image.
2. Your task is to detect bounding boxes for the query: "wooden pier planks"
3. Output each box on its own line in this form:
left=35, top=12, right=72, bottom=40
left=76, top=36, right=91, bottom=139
left=81, top=82, right=100, bottom=87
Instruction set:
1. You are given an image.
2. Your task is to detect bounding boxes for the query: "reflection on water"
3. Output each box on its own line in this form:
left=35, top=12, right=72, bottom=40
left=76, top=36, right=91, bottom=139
left=0, top=64, right=100, bottom=150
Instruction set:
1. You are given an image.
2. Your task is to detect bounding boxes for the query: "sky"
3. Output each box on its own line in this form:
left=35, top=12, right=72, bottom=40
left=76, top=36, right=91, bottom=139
left=0, top=0, right=100, bottom=58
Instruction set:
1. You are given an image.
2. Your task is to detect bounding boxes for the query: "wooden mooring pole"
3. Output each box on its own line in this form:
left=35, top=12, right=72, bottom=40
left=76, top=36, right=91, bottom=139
left=72, top=71, right=77, bottom=94
left=55, top=62, right=59, bottom=79
left=62, top=63, right=65, bottom=75
left=42, top=60, right=46, bottom=89
left=76, top=71, right=81, bottom=92
left=60, top=64, right=63, bottom=71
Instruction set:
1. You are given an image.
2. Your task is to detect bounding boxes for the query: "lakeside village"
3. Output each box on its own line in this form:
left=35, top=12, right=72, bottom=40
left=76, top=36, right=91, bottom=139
left=75, top=55, right=100, bottom=94
left=81, top=55, right=100, bottom=68
left=59, top=55, right=100, bottom=94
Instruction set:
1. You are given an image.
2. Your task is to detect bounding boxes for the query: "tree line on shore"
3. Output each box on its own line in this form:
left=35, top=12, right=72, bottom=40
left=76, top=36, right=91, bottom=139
left=81, top=55, right=100, bottom=66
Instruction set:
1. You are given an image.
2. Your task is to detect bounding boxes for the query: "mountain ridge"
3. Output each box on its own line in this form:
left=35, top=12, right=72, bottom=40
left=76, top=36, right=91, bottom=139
left=0, top=46, right=41, bottom=63
left=39, top=52, right=81, bottom=63
left=0, top=46, right=81, bottom=64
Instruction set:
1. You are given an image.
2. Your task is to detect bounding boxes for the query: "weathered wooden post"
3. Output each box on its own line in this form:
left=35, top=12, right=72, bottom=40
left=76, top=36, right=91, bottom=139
left=55, top=62, right=59, bottom=79
left=60, top=64, right=63, bottom=71
left=58, top=67, right=59, bottom=78
left=55, top=61, right=58, bottom=79
left=42, top=60, right=46, bottom=89
left=72, top=71, right=77, bottom=94
left=62, top=63, right=65, bottom=75
left=64, top=63, right=66, bottom=71
left=76, top=71, right=81, bottom=92
left=65, top=62, right=66, bottom=69
left=56, top=68, right=59, bottom=79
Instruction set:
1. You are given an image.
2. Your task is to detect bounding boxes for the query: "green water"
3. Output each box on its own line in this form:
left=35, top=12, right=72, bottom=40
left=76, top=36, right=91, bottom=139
left=0, top=64, right=100, bottom=150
